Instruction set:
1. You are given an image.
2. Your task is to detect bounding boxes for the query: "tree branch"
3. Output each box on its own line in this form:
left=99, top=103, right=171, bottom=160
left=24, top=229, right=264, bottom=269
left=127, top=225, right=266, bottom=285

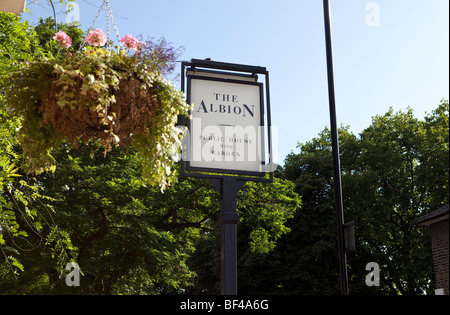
left=48, top=0, right=58, bottom=32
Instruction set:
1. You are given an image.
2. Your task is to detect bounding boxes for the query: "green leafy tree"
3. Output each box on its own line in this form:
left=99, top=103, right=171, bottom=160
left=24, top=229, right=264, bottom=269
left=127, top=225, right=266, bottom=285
left=344, top=102, right=448, bottom=294
left=1, top=140, right=300, bottom=294
left=279, top=128, right=350, bottom=294
left=34, top=17, right=85, bottom=54
left=1, top=12, right=74, bottom=283
left=19, top=143, right=196, bottom=294
left=280, top=101, right=448, bottom=295
left=186, top=177, right=301, bottom=295
left=418, top=101, right=449, bottom=210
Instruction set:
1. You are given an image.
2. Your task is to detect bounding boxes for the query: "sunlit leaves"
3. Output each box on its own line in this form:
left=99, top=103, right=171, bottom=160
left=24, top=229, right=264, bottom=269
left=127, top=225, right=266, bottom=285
left=4, top=19, right=190, bottom=192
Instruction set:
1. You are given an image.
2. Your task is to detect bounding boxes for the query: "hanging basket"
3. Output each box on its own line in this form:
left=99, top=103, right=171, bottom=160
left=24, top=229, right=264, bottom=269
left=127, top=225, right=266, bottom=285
left=39, top=60, right=160, bottom=151
left=5, top=31, right=190, bottom=190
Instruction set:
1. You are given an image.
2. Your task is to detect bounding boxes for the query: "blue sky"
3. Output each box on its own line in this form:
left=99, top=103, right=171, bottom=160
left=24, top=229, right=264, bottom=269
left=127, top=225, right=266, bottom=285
left=24, top=0, right=449, bottom=164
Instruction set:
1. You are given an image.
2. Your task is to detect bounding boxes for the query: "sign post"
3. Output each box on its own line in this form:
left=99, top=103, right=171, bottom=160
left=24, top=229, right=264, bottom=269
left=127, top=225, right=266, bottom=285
left=323, top=0, right=350, bottom=295
left=210, top=177, right=245, bottom=295
left=180, top=59, right=274, bottom=295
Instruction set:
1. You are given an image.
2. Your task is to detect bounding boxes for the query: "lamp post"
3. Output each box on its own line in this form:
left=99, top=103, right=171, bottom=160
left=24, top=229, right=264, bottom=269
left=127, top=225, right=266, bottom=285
left=322, top=0, right=350, bottom=295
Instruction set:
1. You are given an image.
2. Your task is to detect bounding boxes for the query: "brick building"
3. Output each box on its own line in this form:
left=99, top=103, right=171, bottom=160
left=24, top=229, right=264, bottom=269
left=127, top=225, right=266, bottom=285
left=413, top=204, right=449, bottom=295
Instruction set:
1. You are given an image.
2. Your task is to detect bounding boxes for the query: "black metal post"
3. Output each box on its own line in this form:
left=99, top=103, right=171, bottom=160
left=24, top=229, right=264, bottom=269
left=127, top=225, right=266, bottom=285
left=210, top=177, right=245, bottom=295
left=323, top=0, right=349, bottom=295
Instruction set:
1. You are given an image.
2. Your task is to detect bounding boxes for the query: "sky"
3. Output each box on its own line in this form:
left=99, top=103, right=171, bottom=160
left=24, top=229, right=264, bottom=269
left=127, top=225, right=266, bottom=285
left=23, top=0, right=449, bottom=165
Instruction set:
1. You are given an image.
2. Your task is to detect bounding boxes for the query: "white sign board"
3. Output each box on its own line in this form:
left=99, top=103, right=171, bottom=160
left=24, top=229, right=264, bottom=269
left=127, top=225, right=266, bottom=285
left=187, top=73, right=265, bottom=175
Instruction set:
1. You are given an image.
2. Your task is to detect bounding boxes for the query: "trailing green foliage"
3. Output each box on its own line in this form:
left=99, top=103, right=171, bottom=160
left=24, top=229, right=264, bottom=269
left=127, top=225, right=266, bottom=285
left=3, top=19, right=190, bottom=191
left=1, top=12, right=75, bottom=283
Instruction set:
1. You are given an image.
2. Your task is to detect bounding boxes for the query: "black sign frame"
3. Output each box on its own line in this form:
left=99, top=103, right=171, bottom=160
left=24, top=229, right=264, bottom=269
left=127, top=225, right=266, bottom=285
left=180, top=59, right=274, bottom=183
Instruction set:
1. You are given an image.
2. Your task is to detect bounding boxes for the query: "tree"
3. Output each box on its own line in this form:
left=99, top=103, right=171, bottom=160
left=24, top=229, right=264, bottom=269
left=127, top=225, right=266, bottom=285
left=1, top=12, right=74, bottom=283
left=343, top=102, right=448, bottom=294
left=1, top=140, right=301, bottom=294
left=280, top=101, right=448, bottom=295
left=1, top=12, right=78, bottom=291
left=279, top=128, right=352, bottom=294
left=418, top=101, right=449, bottom=211
left=22, top=143, right=197, bottom=294
left=186, top=177, right=301, bottom=295
left=34, top=16, right=85, bottom=53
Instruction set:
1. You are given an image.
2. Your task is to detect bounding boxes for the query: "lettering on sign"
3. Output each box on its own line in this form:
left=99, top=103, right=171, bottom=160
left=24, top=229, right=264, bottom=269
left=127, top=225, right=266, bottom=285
left=187, top=76, right=265, bottom=174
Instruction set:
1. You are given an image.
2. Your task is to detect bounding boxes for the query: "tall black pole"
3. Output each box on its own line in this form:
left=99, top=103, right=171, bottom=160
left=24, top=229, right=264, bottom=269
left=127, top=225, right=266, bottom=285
left=323, top=0, right=349, bottom=295
left=210, top=177, right=245, bottom=295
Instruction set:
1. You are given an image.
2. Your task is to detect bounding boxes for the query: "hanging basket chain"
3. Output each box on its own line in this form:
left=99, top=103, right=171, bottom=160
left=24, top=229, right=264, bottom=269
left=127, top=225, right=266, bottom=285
left=87, top=0, right=106, bottom=32
left=106, top=3, right=110, bottom=42
left=80, top=0, right=121, bottom=49
left=106, top=0, right=121, bottom=44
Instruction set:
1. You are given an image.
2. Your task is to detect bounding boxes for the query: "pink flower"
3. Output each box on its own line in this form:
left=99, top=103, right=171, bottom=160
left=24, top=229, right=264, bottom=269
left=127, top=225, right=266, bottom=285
left=120, top=35, right=140, bottom=51
left=53, top=31, right=72, bottom=49
left=85, top=29, right=107, bottom=47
